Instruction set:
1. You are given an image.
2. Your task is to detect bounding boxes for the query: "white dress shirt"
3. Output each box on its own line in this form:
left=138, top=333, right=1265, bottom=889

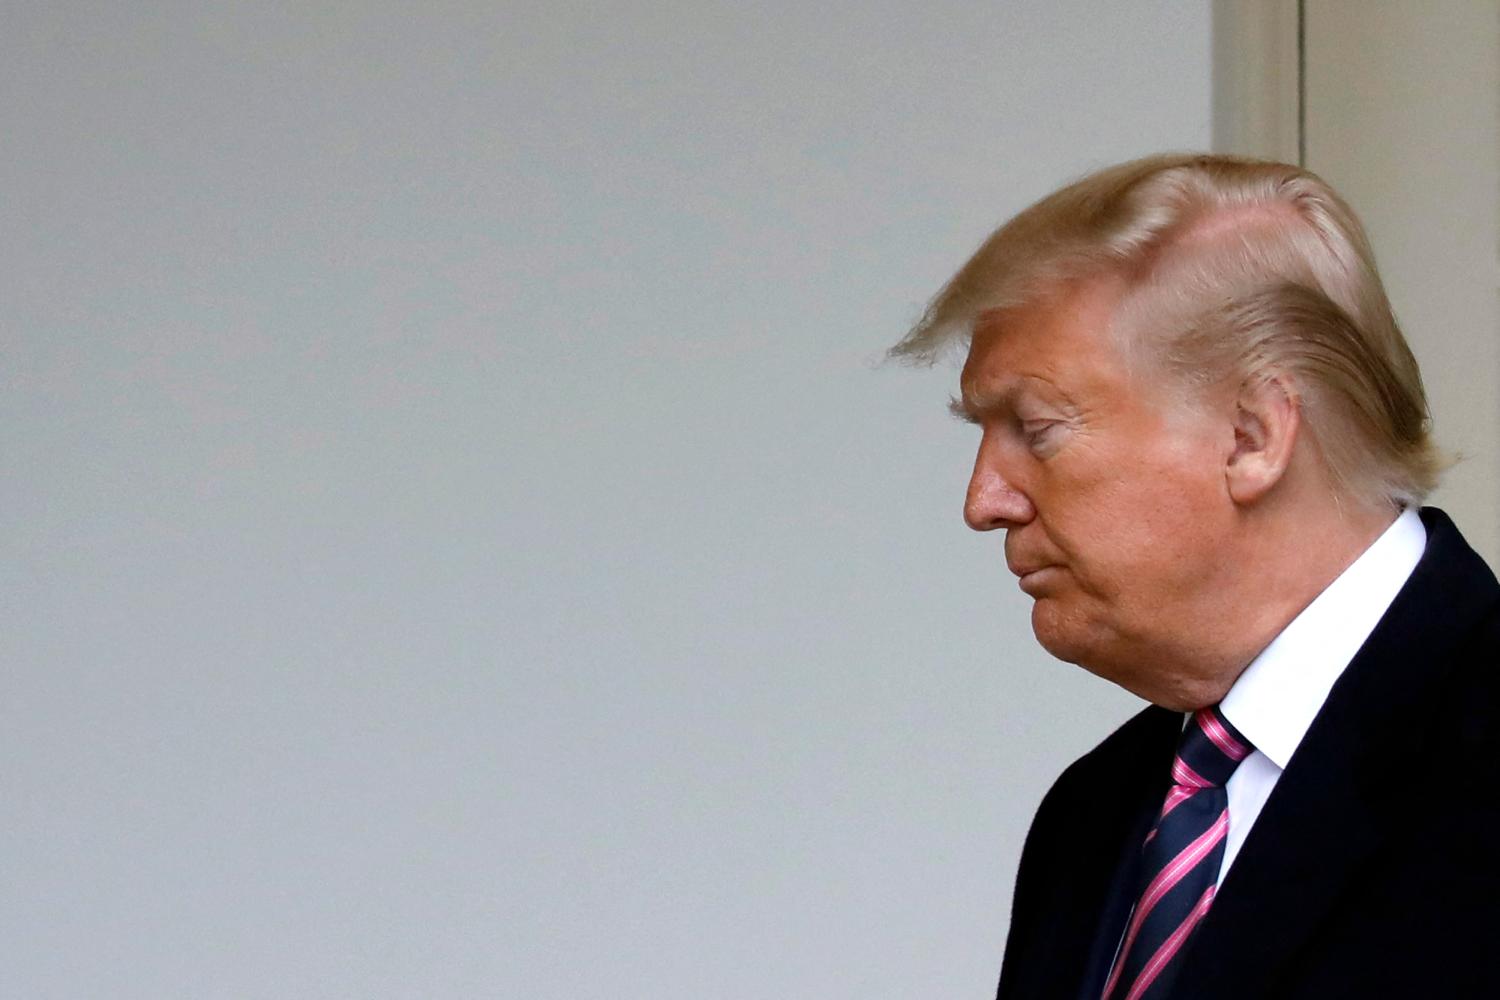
left=1214, top=507, right=1426, bottom=883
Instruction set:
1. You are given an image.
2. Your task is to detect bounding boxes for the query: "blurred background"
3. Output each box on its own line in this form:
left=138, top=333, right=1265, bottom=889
left=4, top=2, right=1495, bottom=997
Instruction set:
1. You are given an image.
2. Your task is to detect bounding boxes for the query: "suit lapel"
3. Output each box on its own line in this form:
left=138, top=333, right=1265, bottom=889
left=1070, top=713, right=1180, bottom=1000
left=999, top=705, right=1181, bottom=1000
left=1020, top=704, right=1182, bottom=1000
left=1169, top=507, right=1500, bottom=996
left=1068, top=773, right=1170, bottom=1000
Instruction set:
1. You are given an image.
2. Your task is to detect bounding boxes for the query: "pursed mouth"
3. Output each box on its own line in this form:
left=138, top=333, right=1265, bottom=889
left=1015, top=565, right=1061, bottom=594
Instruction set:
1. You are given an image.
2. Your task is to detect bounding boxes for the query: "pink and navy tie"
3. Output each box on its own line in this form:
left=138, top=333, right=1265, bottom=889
left=1101, top=706, right=1252, bottom=1000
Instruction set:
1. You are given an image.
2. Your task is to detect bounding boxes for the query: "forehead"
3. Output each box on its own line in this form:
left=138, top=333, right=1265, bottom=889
left=958, top=277, right=1135, bottom=409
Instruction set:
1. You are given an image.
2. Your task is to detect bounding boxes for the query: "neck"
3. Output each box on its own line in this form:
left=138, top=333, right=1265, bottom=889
left=1183, top=491, right=1399, bottom=709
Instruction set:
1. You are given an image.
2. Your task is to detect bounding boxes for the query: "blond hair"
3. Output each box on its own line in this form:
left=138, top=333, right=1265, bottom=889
left=892, top=153, right=1443, bottom=507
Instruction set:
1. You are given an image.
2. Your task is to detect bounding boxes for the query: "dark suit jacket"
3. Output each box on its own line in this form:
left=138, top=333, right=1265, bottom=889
left=996, top=508, right=1500, bottom=999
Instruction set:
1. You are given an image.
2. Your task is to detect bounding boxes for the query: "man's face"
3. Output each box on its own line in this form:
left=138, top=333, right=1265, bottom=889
left=956, top=277, right=1238, bottom=701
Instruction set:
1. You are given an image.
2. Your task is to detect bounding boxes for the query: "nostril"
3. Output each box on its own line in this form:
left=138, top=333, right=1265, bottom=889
left=964, top=502, right=1001, bottom=532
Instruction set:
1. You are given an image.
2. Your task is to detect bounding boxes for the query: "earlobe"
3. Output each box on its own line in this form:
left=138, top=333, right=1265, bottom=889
left=1225, top=375, right=1299, bottom=505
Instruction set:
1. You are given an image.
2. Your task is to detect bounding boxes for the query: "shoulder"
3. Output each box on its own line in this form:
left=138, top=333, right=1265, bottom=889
left=1395, top=508, right=1500, bottom=736
left=1026, top=704, right=1179, bottom=842
left=1041, top=706, right=1179, bottom=803
left=1440, top=595, right=1500, bottom=748
left=1000, top=705, right=1180, bottom=994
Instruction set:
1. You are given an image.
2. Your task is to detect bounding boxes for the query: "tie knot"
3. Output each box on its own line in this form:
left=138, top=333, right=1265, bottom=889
left=1171, top=707, right=1253, bottom=789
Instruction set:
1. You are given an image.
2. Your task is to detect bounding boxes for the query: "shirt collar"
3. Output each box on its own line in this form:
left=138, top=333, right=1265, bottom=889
left=1218, top=508, right=1426, bottom=769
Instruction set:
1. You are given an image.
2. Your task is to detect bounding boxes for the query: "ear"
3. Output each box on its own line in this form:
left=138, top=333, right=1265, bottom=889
left=1225, top=373, right=1300, bottom=505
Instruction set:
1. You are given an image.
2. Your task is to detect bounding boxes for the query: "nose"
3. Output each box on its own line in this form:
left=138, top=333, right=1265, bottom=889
left=964, top=442, right=1036, bottom=531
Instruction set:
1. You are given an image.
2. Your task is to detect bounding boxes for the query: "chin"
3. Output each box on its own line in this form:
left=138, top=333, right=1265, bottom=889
left=1032, top=602, right=1151, bottom=695
left=1033, top=604, right=1222, bottom=709
left=1029, top=600, right=1095, bottom=667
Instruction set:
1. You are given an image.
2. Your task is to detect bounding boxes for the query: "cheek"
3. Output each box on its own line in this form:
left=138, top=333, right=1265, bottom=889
left=1132, top=482, right=1230, bottom=592
left=1076, top=461, right=1228, bottom=593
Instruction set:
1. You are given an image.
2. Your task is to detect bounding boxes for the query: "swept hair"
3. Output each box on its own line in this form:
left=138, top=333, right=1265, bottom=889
left=891, top=153, right=1443, bottom=507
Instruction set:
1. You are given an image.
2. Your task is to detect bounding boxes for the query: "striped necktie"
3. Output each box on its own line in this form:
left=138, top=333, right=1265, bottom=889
left=1101, top=706, right=1253, bottom=1000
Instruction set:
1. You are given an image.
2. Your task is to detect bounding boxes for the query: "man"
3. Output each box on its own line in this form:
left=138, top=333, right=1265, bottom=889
left=893, top=154, right=1500, bottom=998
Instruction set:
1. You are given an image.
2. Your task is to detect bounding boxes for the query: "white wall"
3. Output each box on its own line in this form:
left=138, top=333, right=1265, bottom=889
left=2, top=3, right=1210, bottom=997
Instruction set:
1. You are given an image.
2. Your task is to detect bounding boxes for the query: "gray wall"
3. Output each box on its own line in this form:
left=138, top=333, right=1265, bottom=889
left=4, top=3, right=1210, bottom=997
left=1303, top=0, right=1500, bottom=561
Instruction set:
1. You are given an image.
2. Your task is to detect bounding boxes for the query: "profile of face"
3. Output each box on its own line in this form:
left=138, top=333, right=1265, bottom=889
left=955, top=277, right=1242, bottom=702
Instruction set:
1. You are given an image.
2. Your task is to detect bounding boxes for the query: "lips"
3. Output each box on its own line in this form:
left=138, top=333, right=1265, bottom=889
left=1015, top=565, right=1058, bottom=595
left=1005, top=535, right=1060, bottom=586
left=1004, top=535, right=1051, bottom=577
left=1007, top=555, right=1056, bottom=578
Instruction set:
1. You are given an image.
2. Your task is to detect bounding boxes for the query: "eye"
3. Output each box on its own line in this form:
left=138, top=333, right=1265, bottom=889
left=1021, top=419, right=1059, bottom=449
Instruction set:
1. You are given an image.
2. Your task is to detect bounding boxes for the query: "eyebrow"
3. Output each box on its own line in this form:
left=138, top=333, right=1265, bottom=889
left=952, top=375, right=1080, bottom=425
left=948, top=383, right=1019, bottom=424
left=948, top=395, right=981, bottom=424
